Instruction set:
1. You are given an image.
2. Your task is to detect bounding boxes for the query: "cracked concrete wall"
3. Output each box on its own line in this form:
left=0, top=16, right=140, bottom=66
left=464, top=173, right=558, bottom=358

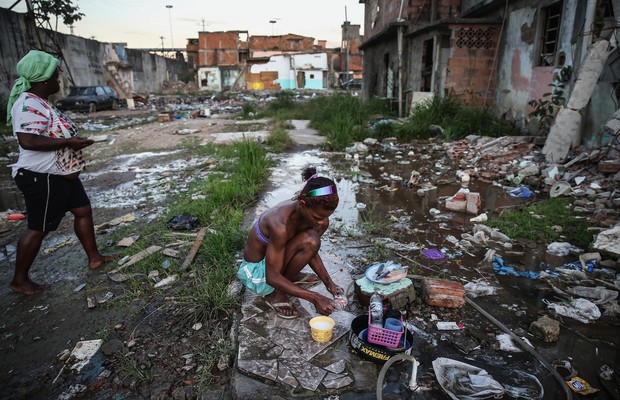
left=0, top=8, right=187, bottom=103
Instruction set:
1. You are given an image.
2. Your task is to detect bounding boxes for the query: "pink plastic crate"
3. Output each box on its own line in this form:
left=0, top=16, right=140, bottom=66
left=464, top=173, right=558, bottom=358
left=367, top=314, right=404, bottom=348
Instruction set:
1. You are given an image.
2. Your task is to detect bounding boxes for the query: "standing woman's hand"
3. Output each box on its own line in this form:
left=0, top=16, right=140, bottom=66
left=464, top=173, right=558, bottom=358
left=66, top=136, right=94, bottom=150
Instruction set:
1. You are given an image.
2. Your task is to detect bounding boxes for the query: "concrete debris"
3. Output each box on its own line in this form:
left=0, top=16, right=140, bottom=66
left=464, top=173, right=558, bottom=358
left=529, top=315, right=561, bottom=343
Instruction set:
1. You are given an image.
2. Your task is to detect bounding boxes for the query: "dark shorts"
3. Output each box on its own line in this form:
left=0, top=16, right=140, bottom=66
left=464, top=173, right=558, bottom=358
left=14, top=168, right=91, bottom=232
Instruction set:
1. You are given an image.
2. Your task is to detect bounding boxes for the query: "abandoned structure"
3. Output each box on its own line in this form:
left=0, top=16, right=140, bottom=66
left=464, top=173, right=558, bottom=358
left=0, top=7, right=188, bottom=106
left=188, top=27, right=363, bottom=92
left=359, top=0, right=619, bottom=156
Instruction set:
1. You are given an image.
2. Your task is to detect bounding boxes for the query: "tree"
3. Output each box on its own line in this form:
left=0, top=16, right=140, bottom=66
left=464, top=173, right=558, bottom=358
left=29, top=0, right=84, bottom=29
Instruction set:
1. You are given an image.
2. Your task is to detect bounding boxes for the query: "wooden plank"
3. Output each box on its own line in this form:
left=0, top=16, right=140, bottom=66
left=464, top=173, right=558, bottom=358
left=181, top=228, right=207, bottom=271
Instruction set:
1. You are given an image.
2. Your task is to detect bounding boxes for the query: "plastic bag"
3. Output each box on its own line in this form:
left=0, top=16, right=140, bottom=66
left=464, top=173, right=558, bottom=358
left=432, top=357, right=505, bottom=400
left=567, top=286, right=618, bottom=305
left=166, top=214, right=199, bottom=230
left=544, top=298, right=601, bottom=323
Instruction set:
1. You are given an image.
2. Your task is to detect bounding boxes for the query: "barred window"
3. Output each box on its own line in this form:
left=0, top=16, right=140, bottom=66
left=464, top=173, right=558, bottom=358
left=455, top=28, right=495, bottom=49
left=538, top=2, right=563, bottom=66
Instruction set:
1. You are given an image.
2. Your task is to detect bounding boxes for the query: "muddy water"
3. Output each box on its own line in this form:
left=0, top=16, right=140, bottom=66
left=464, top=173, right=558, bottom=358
left=322, top=150, right=618, bottom=400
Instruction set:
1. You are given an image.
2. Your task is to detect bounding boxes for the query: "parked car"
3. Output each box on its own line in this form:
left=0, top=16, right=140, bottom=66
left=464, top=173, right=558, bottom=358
left=56, top=85, right=118, bottom=113
left=340, top=78, right=362, bottom=90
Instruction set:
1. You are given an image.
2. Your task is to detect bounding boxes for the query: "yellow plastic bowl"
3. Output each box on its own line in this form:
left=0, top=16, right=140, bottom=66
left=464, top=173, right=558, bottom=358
left=309, top=316, right=335, bottom=343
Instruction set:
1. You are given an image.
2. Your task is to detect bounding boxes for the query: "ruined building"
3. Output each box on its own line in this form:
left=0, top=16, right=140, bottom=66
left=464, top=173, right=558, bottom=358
left=359, top=0, right=619, bottom=156
left=188, top=27, right=363, bottom=92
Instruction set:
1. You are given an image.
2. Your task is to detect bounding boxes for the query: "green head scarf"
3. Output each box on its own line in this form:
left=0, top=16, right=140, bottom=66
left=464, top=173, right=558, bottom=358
left=6, top=50, right=59, bottom=125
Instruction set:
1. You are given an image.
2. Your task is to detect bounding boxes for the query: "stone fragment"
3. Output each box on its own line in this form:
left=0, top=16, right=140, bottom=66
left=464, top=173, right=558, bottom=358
left=598, top=159, right=620, bottom=173
left=529, top=315, right=560, bottom=342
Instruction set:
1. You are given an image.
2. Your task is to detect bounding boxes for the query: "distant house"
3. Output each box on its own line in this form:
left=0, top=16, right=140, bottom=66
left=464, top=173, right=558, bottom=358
left=189, top=28, right=365, bottom=92
left=359, top=0, right=619, bottom=153
left=247, top=53, right=329, bottom=90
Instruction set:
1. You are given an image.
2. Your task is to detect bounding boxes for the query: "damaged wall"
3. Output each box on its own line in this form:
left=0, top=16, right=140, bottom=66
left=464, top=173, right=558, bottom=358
left=247, top=53, right=328, bottom=91
left=0, top=8, right=187, bottom=103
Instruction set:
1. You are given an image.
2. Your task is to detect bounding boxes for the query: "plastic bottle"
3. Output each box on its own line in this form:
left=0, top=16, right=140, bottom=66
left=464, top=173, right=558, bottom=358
left=369, top=290, right=383, bottom=327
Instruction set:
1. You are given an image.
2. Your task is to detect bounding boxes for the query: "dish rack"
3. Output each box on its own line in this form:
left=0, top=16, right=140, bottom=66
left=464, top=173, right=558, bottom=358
left=367, top=314, right=404, bottom=348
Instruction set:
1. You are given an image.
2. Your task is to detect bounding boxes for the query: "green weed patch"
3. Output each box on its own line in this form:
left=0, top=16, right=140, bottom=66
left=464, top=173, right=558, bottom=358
left=486, top=198, right=592, bottom=249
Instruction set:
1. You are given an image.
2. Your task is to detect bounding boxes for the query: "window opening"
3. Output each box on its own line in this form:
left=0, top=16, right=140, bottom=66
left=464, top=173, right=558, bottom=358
left=539, top=2, right=563, bottom=66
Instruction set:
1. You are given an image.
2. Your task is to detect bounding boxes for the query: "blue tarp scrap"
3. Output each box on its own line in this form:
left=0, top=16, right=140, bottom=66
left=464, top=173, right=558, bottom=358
left=492, top=256, right=540, bottom=279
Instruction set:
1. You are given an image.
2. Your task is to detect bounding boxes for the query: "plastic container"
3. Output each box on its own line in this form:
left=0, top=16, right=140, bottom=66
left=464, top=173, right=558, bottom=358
left=349, top=315, right=413, bottom=364
left=334, top=295, right=347, bottom=310
left=369, top=290, right=383, bottom=327
left=367, top=314, right=403, bottom=348
left=309, top=316, right=335, bottom=343
left=422, top=248, right=445, bottom=260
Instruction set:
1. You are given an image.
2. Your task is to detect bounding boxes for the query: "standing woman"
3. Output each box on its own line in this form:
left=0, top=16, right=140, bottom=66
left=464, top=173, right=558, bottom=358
left=6, top=50, right=116, bottom=294
left=238, top=166, right=344, bottom=319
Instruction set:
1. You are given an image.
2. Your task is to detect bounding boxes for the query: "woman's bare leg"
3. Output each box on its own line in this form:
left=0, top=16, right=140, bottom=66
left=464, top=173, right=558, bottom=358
left=70, top=205, right=117, bottom=269
left=10, top=229, right=49, bottom=294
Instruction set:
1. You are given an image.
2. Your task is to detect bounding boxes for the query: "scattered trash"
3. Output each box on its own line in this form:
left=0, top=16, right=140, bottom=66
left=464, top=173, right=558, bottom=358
left=546, top=242, right=583, bottom=256
left=550, top=181, right=572, bottom=197
left=162, top=248, right=180, bottom=258
left=422, top=248, right=444, bottom=260
left=96, top=292, right=114, bottom=304
left=492, top=256, right=539, bottom=279
left=365, top=261, right=407, bottom=284
left=436, top=322, right=464, bottom=330
left=117, top=236, right=136, bottom=247
left=544, top=298, right=601, bottom=323
left=7, top=213, right=26, bottom=220
left=69, top=340, right=103, bottom=371
left=174, top=128, right=200, bottom=135
left=469, top=213, right=488, bottom=222
left=566, top=286, right=618, bottom=305
left=502, top=370, right=544, bottom=400
left=43, top=238, right=76, bottom=254
left=73, top=283, right=86, bottom=292
left=597, top=364, right=620, bottom=399
left=192, top=322, right=203, bottom=331
left=114, top=245, right=162, bottom=270
left=181, top=227, right=207, bottom=271
left=496, top=333, right=532, bottom=352
left=463, top=280, right=498, bottom=298
left=374, top=237, right=419, bottom=251
left=566, top=376, right=600, bottom=396
left=162, top=259, right=171, bottom=269
left=107, top=272, right=142, bottom=283
left=166, top=214, right=199, bottom=230
left=95, top=213, right=135, bottom=231
left=579, top=252, right=601, bottom=270
left=506, top=186, right=534, bottom=198
left=57, top=384, right=87, bottom=400
left=432, top=357, right=506, bottom=400
left=154, top=274, right=177, bottom=288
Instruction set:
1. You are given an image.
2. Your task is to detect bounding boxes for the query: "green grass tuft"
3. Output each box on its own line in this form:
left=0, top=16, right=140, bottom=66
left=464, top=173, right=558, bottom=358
left=486, top=198, right=592, bottom=249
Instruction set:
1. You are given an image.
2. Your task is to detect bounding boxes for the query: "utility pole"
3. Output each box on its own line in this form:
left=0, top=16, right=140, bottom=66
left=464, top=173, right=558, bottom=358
left=166, top=5, right=174, bottom=49
left=345, top=6, right=350, bottom=88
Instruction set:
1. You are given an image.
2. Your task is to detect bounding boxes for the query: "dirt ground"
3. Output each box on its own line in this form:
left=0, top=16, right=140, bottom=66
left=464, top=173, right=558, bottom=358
left=0, top=108, right=258, bottom=400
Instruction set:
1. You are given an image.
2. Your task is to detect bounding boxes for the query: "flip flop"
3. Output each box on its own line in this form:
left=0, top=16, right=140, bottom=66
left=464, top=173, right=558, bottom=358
left=265, top=299, right=300, bottom=319
left=293, top=272, right=321, bottom=289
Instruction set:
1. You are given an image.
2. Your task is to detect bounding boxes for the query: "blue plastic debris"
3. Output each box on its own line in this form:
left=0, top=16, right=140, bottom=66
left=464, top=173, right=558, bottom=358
left=492, top=256, right=539, bottom=279
left=506, top=186, right=534, bottom=199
